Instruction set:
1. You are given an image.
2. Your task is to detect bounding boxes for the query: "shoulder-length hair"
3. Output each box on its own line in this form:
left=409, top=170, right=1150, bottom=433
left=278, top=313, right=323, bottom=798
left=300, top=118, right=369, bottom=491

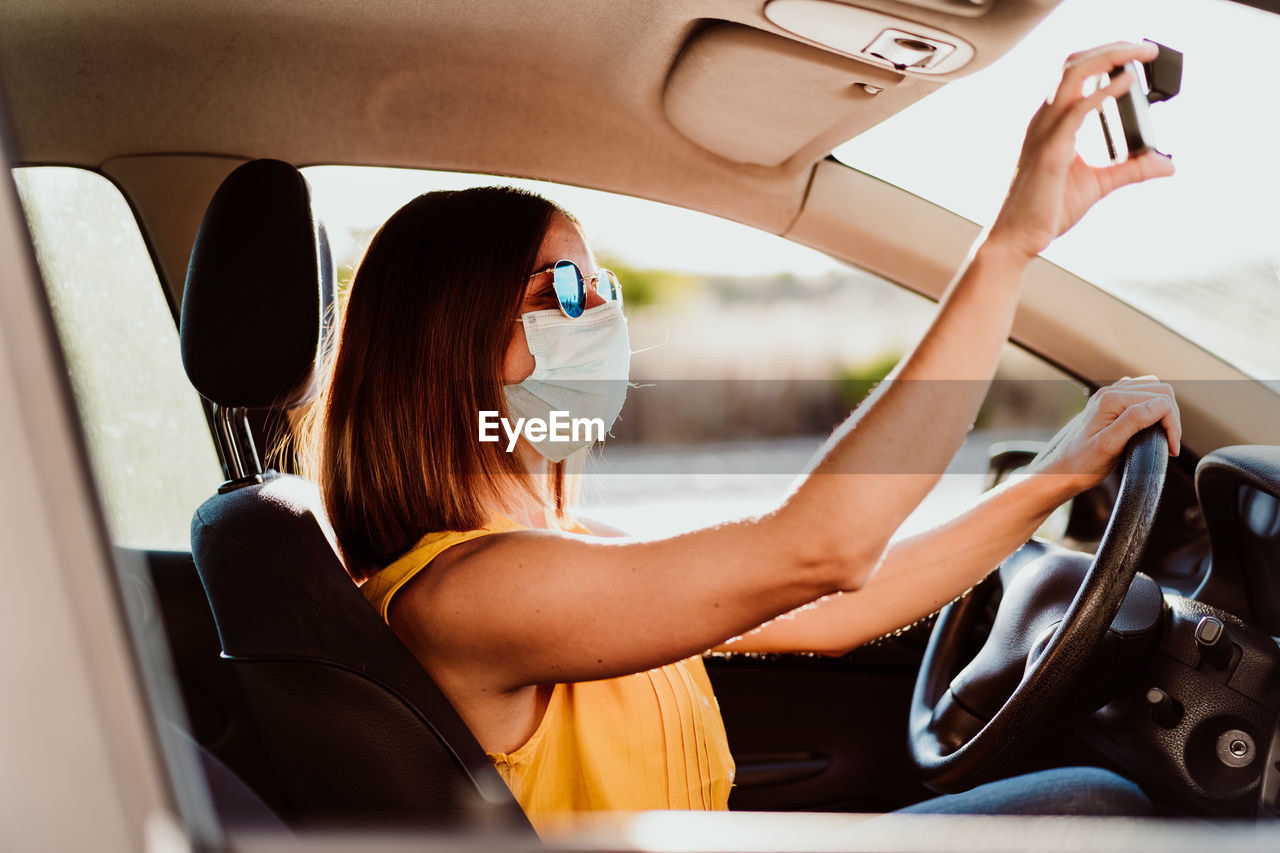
left=301, top=186, right=574, bottom=581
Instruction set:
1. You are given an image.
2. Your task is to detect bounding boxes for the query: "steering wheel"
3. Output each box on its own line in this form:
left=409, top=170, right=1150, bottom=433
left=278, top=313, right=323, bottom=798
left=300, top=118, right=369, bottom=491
left=908, top=425, right=1168, bottom=793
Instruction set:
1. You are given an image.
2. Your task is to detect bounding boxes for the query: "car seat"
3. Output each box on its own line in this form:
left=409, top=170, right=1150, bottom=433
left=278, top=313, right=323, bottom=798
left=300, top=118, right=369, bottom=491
left=180, top=159, right=532, bottom=834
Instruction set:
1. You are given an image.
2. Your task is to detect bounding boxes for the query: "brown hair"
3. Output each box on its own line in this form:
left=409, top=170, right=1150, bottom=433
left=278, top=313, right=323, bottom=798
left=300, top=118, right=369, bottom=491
left=301, top=186, right=574, bottom=581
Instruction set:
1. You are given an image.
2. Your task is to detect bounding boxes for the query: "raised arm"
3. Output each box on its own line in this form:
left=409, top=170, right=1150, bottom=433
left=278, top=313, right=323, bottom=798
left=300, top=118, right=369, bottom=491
left=394, top=42, right=1176, bottom=695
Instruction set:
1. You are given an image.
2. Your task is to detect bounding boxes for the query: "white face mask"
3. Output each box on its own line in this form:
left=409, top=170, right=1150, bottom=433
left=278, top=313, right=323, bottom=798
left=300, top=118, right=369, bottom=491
left=503, top=300, right=630, bottom=462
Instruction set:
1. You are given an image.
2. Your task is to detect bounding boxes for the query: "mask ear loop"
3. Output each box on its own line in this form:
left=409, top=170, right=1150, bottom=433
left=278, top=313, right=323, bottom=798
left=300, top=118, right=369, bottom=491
left=628, top=329, right=669, bottom=357
left=626, top=330, right=668, bottom=391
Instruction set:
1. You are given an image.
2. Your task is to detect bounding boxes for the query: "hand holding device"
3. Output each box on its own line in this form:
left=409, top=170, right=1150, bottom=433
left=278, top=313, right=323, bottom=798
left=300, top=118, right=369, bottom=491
left=988, top=41, right=1176, bottom=263
left=1098, top=40, right=1182, bottom=161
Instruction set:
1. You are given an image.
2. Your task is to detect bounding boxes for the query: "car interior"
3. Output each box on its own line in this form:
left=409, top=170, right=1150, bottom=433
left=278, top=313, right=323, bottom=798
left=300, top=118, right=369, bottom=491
left=2, top=0, right=1280, bottom=848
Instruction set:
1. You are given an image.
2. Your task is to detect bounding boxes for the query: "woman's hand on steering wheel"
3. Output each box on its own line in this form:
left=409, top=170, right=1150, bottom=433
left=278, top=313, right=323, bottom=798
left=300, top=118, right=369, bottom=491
left=988, top=41, right=1176, bottom=264
left=1030, top=375, right=1182, bottom=497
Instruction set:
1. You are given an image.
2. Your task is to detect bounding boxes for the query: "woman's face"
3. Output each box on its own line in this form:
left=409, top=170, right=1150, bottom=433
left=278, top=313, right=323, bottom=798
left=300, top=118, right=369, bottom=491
left=501, top=213, right=604, bottom=385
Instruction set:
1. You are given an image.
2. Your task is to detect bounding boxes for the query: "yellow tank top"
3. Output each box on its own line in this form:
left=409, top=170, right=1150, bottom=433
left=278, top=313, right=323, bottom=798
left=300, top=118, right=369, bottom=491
left=360, top=516, right=736, bottom=835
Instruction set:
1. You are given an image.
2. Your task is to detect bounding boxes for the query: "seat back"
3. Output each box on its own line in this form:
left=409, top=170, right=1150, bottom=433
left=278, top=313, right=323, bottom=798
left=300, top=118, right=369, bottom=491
left=181, top=159, right=531, bottom=833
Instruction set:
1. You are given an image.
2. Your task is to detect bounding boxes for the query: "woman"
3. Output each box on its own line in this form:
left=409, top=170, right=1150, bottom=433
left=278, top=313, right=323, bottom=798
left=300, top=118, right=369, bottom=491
left=309, top=42, right=1179, bottom=832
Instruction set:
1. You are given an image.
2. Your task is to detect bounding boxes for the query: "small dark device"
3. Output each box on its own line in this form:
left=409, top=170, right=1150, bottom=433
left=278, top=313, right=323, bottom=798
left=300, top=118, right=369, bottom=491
left=1099, top=39, right=1182, bottom=161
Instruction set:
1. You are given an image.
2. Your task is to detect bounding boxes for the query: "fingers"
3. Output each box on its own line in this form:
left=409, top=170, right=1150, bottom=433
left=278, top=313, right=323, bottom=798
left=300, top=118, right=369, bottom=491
left=1092, top=388, right=1164, bottom=415
left=1093, top=150, right=1176, bottom=197
left=1090, top=379, right=1181, bottom=456
left=1022, top=41, right=1171, bottom=198
left=1096, top=396, right=1173, bottom=457
left=1112, top=378, right=1182, bottom=447
left=1052, top=41, right=1159, bottom=110
left=1065, top=69, right=1134, bottom=124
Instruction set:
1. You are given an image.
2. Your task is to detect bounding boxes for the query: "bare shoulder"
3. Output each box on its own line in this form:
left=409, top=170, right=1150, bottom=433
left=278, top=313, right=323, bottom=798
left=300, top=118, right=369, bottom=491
left=385, top=525, right=608, bottom=681
left=390, top=528, right=546, bottom=610
left=388, top=526, right=588, bottom=633
left=383, top=529, right=547, bottom=669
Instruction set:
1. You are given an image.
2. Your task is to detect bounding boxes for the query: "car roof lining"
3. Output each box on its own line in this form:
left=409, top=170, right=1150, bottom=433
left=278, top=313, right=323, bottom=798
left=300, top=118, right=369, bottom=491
left=0, top=1, right=1061, bottom=229
left=0, top=0, right=1067, bottom=300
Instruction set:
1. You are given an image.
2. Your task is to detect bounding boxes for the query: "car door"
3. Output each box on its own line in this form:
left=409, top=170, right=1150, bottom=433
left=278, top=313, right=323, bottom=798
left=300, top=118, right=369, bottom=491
left=0, top=105, right=222, bottom=850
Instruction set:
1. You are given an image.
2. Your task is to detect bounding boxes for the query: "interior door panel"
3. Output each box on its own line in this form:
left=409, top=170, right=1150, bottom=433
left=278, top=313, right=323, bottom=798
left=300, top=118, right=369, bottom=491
left=706, top=639, right=935, bottom=813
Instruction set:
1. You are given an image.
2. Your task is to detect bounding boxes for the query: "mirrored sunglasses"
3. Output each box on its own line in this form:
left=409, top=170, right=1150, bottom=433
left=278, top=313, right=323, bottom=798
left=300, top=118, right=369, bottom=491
left=527, top=259, right=622, bottom=319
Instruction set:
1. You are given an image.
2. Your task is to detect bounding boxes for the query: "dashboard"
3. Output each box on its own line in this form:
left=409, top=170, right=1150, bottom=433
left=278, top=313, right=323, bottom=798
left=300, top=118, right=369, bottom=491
left=988, top=441, right=1280, bottom=815
left=1091, top=444, right=1280, bottom=815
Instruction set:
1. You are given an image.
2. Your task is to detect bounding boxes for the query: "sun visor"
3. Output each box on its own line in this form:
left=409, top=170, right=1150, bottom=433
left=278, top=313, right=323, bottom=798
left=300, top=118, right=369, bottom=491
left=663, top=23, right=903, bottom=167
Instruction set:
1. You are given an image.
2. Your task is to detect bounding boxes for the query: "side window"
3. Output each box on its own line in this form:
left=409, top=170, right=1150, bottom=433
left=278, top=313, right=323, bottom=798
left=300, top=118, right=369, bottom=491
left=304, top=166, right=1085, bottom=540
left=14, top=167, right=221, bottom=550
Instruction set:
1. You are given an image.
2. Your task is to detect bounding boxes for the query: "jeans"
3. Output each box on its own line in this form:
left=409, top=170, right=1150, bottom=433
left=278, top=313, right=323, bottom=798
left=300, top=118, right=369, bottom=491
left=894, top=767, right=1154, bottom=816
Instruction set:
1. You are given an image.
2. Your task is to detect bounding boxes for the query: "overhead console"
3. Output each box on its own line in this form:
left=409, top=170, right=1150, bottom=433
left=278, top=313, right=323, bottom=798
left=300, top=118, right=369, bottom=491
left=663, top=0, right=1063, bottom=167
left=862, top=0, right=996, bottom=17
left=765, top=0, right=976, bottom=74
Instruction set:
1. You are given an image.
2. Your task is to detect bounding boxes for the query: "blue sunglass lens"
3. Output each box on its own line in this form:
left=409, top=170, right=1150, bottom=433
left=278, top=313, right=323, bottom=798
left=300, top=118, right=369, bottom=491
left=553, top=262, right=585, bottom=318
left=599, top=269, right=621, bottom=304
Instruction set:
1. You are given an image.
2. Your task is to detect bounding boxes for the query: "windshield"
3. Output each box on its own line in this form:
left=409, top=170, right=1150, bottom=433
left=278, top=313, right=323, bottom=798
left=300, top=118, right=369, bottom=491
left=834, top=0, right=1280, bottom=380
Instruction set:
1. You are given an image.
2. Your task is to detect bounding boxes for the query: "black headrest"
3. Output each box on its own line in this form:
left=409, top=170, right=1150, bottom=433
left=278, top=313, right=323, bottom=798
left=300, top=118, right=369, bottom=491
left=181, top=159, right=331, bottom=410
